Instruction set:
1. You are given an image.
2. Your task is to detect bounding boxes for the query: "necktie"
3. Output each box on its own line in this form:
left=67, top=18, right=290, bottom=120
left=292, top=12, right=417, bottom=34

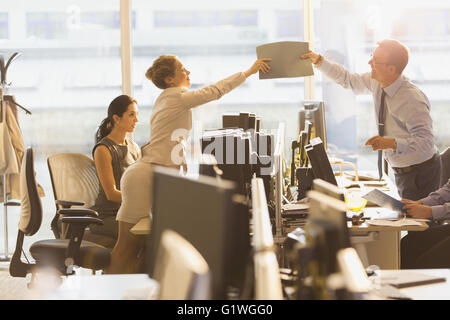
left=377, top=89, right=386, bottom=180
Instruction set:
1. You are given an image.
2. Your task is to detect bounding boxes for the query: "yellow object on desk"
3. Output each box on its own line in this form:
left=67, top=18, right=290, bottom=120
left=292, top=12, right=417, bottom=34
left=345, top=196, right=368, bottom=211
left=345, top=188, right=368, bottom=211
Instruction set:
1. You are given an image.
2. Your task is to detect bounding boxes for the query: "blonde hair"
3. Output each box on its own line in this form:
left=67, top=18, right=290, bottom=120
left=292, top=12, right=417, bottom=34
left=376, top=39, right=409, bottom=74
left=145, top=55, right=178, bottom=89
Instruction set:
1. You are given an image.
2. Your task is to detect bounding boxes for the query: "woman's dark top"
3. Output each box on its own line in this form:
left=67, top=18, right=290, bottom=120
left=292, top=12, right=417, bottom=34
left=89, top=136, right=139, bottom=238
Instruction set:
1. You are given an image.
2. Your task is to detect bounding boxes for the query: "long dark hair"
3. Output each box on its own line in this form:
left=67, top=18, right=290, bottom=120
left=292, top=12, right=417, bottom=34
left=95, top=95, right=137, bottom=144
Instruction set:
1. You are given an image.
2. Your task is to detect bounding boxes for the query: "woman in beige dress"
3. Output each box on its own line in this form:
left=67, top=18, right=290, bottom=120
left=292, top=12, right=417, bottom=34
left=106, top=55, right=270, bottom=273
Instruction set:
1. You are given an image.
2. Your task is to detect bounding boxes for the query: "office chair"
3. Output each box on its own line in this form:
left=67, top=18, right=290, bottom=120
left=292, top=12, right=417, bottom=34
left=47, top=153, right=116, bottom=249
left=440, top=147, right=450, bottom=188
left=9, top=147, right=111, bottom=281
left=153, top=229, right=211, bottom=300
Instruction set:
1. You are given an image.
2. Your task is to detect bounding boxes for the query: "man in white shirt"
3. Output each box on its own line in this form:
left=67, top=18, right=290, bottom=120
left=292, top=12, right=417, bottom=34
left=302, top=39, right=441, bottom=201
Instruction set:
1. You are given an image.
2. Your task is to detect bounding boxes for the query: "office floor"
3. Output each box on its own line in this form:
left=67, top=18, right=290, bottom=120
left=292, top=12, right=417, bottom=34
left=0, top=262, right=29, bottom=299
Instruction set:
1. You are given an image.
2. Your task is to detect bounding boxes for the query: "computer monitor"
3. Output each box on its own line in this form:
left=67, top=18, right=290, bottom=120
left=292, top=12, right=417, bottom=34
left=222, top=112, right=257, bottom=132
left=299, top=101, right=327, bottom=150
left=251, top=177, right=283, bottom=300
left=305, top=137, right=337, bottom=186
left=146, top=166, right=251, bottom=299
left=306, top=190, right=351, bottom=276
left=312, top=178, right=344, bottom=201
left=201, top=128, right=252, bottom=196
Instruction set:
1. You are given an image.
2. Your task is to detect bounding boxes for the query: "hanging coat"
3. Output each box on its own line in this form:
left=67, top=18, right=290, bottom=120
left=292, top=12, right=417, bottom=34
left=0, top=97, right=25, bottom=201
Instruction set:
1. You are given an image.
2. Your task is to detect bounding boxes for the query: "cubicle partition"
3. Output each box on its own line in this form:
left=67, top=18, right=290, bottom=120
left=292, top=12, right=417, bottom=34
left=251, top=177, right=283, bottom=300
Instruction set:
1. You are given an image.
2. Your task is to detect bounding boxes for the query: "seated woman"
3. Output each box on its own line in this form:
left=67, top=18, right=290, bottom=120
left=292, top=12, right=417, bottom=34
left=104, top=55, right=270, bottom=273
left=89, top=94, right=140, bottom=241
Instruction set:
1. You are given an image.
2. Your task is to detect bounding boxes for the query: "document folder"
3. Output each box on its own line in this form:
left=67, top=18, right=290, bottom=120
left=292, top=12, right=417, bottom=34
left=362, top=189, right=405, bottom=213
left=256, top=41, right=314, bottom=79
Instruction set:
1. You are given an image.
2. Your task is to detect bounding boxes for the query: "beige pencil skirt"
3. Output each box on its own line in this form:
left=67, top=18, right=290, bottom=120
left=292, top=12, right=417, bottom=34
left=116, top=160, right=154, bottom=225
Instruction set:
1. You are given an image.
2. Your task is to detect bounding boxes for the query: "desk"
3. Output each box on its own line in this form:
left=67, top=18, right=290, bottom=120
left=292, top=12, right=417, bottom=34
left=349, top=214, right=428, bottom=269
left=29, top=269, right=450, bottom=300
left=130, top=171, right=428, bottom=269
left=337, top=172, right=428, bottom=269
left=379, top=269, right=450, bottom=300
left=28, top=274, right=158, bottom=300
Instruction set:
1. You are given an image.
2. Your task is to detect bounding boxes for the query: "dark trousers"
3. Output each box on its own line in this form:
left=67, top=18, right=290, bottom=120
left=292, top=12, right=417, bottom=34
left=394, top=153, right=441, bottom=201
left=401, top=222, right=450, bottom=269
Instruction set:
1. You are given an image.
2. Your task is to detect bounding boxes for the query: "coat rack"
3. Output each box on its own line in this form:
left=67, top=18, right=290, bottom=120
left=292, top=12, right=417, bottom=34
left=0, top=52, right=30, bottom=261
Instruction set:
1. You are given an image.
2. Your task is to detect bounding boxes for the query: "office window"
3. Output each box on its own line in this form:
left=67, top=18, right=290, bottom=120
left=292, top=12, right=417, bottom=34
left=26, top=10, right=135, bottom=40
left=132, top=0, right=305, bottom=161
left=392, top=9, right=450, bottom=41
left=154, top=10, right=258, bottom=28
left=276, top=10, right=303, bottom=38
left=81, top=11, right=136, bottom=30
left=27, top=12, right=68, bottom=39
left=0, top=13, right=8, bottom=39
left=314, top=0, right=450, bottom=171
left=3, top=1, right=122, bottom=249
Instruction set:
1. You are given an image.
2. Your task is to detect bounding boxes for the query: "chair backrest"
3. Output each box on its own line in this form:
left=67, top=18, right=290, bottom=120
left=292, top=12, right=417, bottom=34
left=440, top=147, right=450, bottom=187
left=153, top=229, right=211, bottom=300
left=47, top=153, right=99, bottom=209
left=18, top=147, right=42, bottom=236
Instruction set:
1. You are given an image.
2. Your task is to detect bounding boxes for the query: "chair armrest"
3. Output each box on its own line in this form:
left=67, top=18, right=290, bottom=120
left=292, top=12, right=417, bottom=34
left=56, top=200, right=85, bottom=208
left=61, top=216, right=103, bottom=226
left=58, top=208, right=99, bottom=217
left=61, top=216, right=107, bottom=265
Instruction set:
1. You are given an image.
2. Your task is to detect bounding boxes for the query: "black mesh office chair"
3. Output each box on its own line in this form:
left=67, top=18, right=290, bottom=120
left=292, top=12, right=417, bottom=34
left=9, top=147, right=111, bottom=281
left=47, top=153, right=116, bottom=249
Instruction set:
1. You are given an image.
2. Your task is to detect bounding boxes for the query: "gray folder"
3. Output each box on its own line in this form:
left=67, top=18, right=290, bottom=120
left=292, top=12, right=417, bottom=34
left=256, top=41, right=314, bottom=79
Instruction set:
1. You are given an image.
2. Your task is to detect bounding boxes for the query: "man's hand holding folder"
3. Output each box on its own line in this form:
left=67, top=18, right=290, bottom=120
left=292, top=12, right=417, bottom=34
left=401, top=199, right=433, bottom=219
left=362, top=189, right=407, bottom=216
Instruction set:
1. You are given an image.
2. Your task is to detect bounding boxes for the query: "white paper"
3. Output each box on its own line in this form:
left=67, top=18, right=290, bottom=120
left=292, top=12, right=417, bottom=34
left=366, top=219, right=423, bottom=227
left=256, top=41, right=314, bottom=79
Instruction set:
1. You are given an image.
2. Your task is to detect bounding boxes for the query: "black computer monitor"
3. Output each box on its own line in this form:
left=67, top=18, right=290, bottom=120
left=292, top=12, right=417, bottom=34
left=305, top=137, right=337, bottom=186
left=146, top=166, right=251, bottom=299
left=201, top=128, right=252, bottom=196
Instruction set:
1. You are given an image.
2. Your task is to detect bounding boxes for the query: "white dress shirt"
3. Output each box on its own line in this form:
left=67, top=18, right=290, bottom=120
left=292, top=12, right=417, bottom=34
left=318, top=58, right=437, bottom=168
left=143, top=72, right=246, bottom=166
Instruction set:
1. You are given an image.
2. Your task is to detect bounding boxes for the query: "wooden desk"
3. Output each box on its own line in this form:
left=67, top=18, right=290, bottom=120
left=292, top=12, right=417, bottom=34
left=379, top=269, right=450, bottom=300
left=28, top=274, right=159, bottom=300
left=30, top=269, right=450, bottom=300
left=130, top=172, right=428, bottom=269
left=130, top=217, right=151, bottom=235
left=339, top=172, right=428, bottom=269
